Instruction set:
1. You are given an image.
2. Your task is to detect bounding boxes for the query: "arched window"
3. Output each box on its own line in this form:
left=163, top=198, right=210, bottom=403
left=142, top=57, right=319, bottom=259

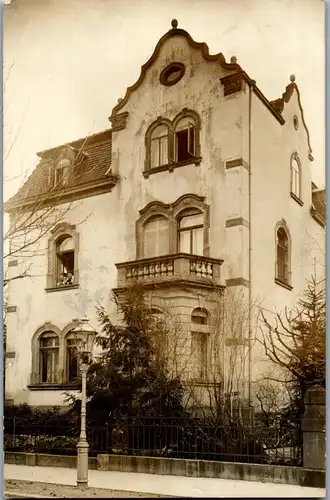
left=39, top=331, right=59, bottom=384
left=47, top=222, right=79, bottom=290
left=178, top=210, right=204, bottom=255
left=65, top=331, right=79, bottom=383
left=150, top=124, right=169, bottom=169
left=144, top=111, right=201, bottom=175
left=55, top=158, right=71, bottom=187
left=276, top=226, right=290, bottom=285
left=144, top=216, right=169, bottom=258
left=291, top=155, right=301, bottom=199
left=56, top=235, right=75, bottom=286
left=191, top=308, right=209, bottom=381
left=174, top=116, right=196, bottom=162
left=191, top=308, right=209, bottom=326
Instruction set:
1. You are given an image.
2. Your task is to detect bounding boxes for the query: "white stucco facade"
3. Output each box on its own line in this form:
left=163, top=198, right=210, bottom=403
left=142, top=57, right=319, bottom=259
left=4, top=23, right=325, bottom=408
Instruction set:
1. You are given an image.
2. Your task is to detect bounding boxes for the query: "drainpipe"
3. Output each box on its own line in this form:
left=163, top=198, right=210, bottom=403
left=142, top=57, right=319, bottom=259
left=247, top=81, right=253, bottom=406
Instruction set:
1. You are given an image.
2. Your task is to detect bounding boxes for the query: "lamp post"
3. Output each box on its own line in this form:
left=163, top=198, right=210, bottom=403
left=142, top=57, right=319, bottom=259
left=71, top=318, right=95, bottom=489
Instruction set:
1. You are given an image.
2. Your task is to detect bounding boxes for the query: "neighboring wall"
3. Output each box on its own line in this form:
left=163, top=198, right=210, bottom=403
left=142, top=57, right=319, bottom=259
left=250, top=87, right=325, bottom=382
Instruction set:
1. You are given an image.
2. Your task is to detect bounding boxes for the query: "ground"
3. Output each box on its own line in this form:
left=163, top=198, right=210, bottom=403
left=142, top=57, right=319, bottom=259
left=4, top=479, right=172, bottom=498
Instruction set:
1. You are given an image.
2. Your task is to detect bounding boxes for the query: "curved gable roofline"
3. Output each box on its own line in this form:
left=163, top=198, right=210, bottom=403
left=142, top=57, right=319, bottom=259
left=109, top=24, right=241, bottom=119
left=270, top=77, right=313, bottom=161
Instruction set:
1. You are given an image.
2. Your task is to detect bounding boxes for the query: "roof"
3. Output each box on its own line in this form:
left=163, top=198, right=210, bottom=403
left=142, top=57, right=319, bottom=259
left=5, top=129, right=112, bottom=212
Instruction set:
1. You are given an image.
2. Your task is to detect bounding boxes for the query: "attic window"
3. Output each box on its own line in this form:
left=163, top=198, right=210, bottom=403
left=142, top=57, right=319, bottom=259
left=55, top=158, right=71, bottom=187
left=160, top=62, right=185, bottom=87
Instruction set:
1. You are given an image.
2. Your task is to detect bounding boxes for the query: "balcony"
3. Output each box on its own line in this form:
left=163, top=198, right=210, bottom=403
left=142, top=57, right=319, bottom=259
left=115, top=253, right=224, bottom=291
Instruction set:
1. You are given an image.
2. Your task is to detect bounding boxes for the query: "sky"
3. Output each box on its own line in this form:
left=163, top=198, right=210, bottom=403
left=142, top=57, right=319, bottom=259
left=3, top=0, right=325, bottom=203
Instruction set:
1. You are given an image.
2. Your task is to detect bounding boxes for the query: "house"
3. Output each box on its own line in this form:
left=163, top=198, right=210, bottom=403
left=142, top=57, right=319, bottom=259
left=4, top=20, right=325, bottom=409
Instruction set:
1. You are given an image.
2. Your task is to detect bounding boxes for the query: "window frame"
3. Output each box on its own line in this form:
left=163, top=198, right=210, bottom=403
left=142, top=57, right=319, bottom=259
left=275, top=222, right=292, bottom=290
left=290, top=153, right=303, bottom=205
left=143, top=215, right=170, bottom=258
left=191, top=308, right=209, bottom=381
left=46, top=222, right=79, bottom=291
left=177, top=209, right=204, bottom=255
left=136, top=195, right=210, bottom=259
left=39, top=331, right=60, bottom=384
left=30, top=320, right=86, bottom=389
left=144, top=110, right=201, bottom=177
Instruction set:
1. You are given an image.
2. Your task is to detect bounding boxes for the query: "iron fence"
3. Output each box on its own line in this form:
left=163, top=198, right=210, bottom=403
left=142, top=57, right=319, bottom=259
left=4, top=415, right=303, bottom=466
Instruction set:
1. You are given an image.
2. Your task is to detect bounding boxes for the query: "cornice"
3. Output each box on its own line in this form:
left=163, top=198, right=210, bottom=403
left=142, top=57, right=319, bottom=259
left=4, top=176, right=118, bottom=213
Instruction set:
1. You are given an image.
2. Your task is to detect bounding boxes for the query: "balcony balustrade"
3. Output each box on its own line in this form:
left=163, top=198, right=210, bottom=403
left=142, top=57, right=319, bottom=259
left=115, top=253, right=223, bottom=290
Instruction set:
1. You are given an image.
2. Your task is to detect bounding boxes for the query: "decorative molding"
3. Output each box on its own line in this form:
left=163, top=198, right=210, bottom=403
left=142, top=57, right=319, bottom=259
left=136, top=194, right=208, bottom=259
left=8, top=260, right=18, bottom=267
left=160, top=62, right=186, bottom=86
left=109, top=112, right=129, bottom=132
left=225, top=217, right=249, bottom=228
left=270, top=77, right=313, bottom=161
left=310, top=207, right=326, bottom=229
left=225, top=158, right=249, bottom=171
left=226, top=278, right=250, bottom=288
left=6, top=306, right=17, bottom=313
left=143, top=157, right=201, bottom=178
left=5, top=352, right=15, bottom=359
left=109, top=26, right=240, bottom=120
left=220, top=72, right=245, bottom=96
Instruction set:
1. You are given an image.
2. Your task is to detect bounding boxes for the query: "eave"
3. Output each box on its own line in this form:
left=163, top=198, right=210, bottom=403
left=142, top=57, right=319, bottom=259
left=4, top=176, right=118, bottom=214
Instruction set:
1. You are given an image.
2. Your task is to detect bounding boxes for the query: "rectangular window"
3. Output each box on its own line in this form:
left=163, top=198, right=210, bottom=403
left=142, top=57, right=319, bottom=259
left=178, top=213, right=204, bottom=255
left=277, top=246, right=288, bottom=282
left=144, top=218, right=169, bottom=258
left=151, top=136, right=168, bottom=169
left=176, top=125, right=195, bottom=162
left=67, top=339, right=78, bottom=383
left=40, top=338, right=59, bottom=383
left=191, top=332, right=207, bottom=380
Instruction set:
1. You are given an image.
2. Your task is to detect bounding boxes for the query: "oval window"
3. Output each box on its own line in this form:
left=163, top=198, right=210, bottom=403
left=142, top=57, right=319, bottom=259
left=160, top=62, right=185, bottom=86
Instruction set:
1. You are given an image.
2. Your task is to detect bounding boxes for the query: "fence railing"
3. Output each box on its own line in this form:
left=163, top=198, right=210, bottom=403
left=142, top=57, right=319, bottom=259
left=4, top=415, right=303, bottom=466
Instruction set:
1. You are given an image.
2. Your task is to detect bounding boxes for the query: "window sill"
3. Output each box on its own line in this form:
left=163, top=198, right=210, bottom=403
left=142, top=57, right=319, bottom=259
left=290, top=192, right=304, bottom=206
left=143, top=157, right=202, bottom=178
left=45, top=284, right=79, bottom=293
left=275, top=278, right=293, bottom=291
left=28, top=383, right=79, bottom=391
left=191, top=378, right=211, bottom=386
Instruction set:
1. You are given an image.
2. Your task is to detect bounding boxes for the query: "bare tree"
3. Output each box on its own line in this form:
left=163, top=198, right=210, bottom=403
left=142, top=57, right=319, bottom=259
left=259, top=275, right=325, bottom=414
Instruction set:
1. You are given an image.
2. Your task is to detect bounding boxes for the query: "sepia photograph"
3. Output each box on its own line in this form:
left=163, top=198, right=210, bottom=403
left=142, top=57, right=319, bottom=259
left=3, top=0, right=326, bottom=497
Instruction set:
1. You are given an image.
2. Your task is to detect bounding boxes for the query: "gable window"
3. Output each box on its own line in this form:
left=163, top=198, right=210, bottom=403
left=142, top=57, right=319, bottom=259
left=65, top=332, right=79, bottom=383
left=290, top=155, right=301, bottom=201
left=178, top=210, right=204, bottom=255
left=276, top=226, right=291, bottom=287
left=39, top=332, right=59, bottom=384
left=144, top=216, right=169, bottom=258
left=56, top=236, right=75, bottom=286
left=144, top=110, right=201, bottom=177
left=55, top=158, right=71, bottom=187
left=150, top=125, right=169, bottom=169
left=175, top=117, right=196, bottom=162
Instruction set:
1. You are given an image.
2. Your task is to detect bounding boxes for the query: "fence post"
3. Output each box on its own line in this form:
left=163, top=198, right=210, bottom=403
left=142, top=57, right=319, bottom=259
left=302, top=385, right=325, bottom=470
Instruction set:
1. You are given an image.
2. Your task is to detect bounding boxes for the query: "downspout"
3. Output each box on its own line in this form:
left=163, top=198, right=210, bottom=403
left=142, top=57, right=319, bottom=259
left=248, top=81, right=253, bottom=406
